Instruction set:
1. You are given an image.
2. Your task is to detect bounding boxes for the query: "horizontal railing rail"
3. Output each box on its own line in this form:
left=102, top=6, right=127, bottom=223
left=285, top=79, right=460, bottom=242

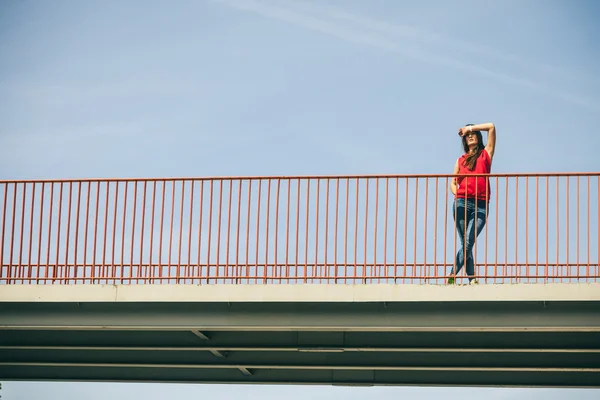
left=1, top=173, right=598, bottom=284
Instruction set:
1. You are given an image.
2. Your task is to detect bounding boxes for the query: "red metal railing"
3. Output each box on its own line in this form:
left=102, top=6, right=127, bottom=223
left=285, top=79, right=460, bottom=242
left=0, top=173, right=598, bottom=285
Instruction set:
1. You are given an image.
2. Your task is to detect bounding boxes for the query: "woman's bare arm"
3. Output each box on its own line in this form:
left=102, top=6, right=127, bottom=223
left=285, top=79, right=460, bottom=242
left=459, top=122, right=496, bottom=160
left=450, top=159, right=459, bottom=195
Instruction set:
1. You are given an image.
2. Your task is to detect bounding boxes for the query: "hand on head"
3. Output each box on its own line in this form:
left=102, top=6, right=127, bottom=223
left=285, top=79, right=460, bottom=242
left=458, top=126, right=473, bottom=137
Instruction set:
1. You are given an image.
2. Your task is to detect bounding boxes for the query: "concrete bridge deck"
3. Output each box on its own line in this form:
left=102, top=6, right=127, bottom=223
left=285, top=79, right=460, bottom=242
left=1, top=283, right=599, bottom=387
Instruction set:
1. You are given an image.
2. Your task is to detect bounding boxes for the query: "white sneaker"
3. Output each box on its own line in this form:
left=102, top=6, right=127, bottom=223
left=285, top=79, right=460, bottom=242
left=469, top=279, right=479, bottom=285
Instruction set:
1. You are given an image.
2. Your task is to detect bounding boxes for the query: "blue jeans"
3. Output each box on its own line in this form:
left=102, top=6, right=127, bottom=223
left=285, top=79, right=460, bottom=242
left=450, top=198, right=488, bottom=280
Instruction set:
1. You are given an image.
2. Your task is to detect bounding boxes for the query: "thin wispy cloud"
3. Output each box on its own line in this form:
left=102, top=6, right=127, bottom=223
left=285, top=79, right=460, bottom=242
left=275, top=0, right=600, bottom=87
left=211, top=0, right=600, bottom=112
left=0, top=119, right=151, bottom=155
left=1, top=80, right=195, bottom=109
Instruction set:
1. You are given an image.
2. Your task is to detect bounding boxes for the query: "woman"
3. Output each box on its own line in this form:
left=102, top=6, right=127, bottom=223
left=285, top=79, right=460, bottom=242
left=448, top=122, right=496, bottom=284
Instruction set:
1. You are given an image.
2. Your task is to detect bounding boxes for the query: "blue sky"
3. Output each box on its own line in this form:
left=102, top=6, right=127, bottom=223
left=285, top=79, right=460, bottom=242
left=1, top=0, right=599, bottom=180
left=1, top=0, right=599, bottom=398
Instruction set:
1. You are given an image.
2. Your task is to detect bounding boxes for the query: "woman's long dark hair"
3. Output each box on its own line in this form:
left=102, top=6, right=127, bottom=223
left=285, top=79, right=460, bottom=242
left=461, top=124, right=485, bottom=170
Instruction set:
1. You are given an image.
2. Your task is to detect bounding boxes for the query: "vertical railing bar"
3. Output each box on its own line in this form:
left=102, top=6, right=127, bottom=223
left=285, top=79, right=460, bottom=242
left=485, top=170, right=490, bottom=283
left=485, top=171, right=490, bottom=283
left=443, top=177, right=448, bottom=284
left=206, top=181, right=214, bottom=284
left=334, top=178, right=340, bottom=284
left=556, top=177, right=560, bottom=282
left=413, top=178, right=419, bottom=282
left=274, top=179, right=281, bottom=283
left=177, top=181, right=187, bottom=284
left=27, top=183, right=38, bottom=283
left=515, top=177, right=518, bottom=283
left=45, top=183, right=54, bottom=283
left=433, top=178, right=438, bottom=283
left=73, top=182, right=81, bottom=283
left=244, top=180, right=252, bottom=284
left=344, top=178, right=350, bottom=284
left=235, top=179, right=242, bottom=283
left=0, top=183, right=7, bottom=282
left=394, top=178, right=399, bottom=282
left=36, top=183, right=48, bottom=284
left=161, top=180, right=176, bottom=283
left=167, top=180, right=177, bottom=283
left=504, top=177, right=508, bottom=282
left=25, top=184, right=38, bottom=284
left=284, top=179, right=291, bottom=283
left=82, top=183, right=90, bottom=284
left=423, top=177, right=429, bottom=284
left=314, top=179, right=320, bottom=283
left=253, top=179, right=262, bottom=284
left=11, top=184, right=23, bottom=283
left=371, top=178, right=385, bottom=282
left=464, top=177, right=468, bottom=282
left=324, top=179, right=330, bottom=283
left=215, top=180, right=223, bottom=283
left=363, top=178, right=369, bottom=284
left=371, top=178, right=379, bottom=283
left=8, top=183, right=18, bottom=284
left=118, top=182, right=128, bottom=284
left=404, top=178, right=409, bottom=283
left=545, top=176, right=549, bottom=282
left=383, top=178, right=389, bottom=283
left=63, top=183, right=73, bottom=284
left=264, top=179, right=271, bottom=284
left=295, top=179, right=301, bottom=283
left=566, top=177, right=570, bottom=280
left=196, top=181, right=205, bottom=285
left=588, top=175, right=600, bottom=282
left=353, top=178, right=359, bottom=284
left=53, top=182, right=64, bottom=284
left=304, top=179, right=310, bottom=284
left=535, top=177, right=539, bottom=282
left=128, top=182, right=138, bottom=285
left=494, top=177, right=499, bottom=283
left=137, top=182, right=147, bottom=284
left=110, top=183, right=120, bottom=283
left=17, top=183, right=27, bottom=283
left=373, top=178, right=379, bottom=283
left=474, top=176, right=478, bottom=282
left=158, top=181, right=166, bottom=282
left=148, top=182, right=157, bottom=283
left=187, top=181, right=196, bottom=284
left=279, top=179, right=292, bottom=284
left=525, top=177, right=529, bottom=282
left=587, top=176, right=590, bottom=280
left=101, top=182, right=110, bottom=284
left=91, top=182, right=101, bottom=284
left=576, top=176, right=580, bottom=279
left=452, top=178, right=457, bottom=283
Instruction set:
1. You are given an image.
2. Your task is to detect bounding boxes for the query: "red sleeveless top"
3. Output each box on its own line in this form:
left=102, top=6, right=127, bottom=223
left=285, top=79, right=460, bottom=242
left=455, top=149, right=492, bottom=201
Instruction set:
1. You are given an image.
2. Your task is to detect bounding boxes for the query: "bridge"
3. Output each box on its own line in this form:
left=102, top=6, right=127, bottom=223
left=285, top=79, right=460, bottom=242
left=1, top=173, right=599, bottom=387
